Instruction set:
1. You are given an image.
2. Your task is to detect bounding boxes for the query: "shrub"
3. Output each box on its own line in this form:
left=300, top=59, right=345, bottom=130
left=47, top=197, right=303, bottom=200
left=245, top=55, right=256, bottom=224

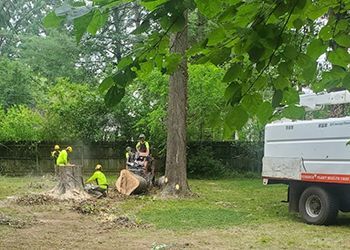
left=188, top=147, right=227, bottom=178
left=0, top=105, right=44, bottom=141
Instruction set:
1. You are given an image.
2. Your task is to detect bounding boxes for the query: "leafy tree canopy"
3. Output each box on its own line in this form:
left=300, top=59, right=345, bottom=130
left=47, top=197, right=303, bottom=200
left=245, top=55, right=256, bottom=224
left=45, top=0, right=350, bottom=137
left=0, top=58, right=38, bottom=109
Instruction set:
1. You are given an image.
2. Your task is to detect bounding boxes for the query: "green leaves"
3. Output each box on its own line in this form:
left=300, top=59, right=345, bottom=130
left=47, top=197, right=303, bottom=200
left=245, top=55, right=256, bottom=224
left=282, top=88, right=299, bottom=105
left=241, top=93, right=262, bottom=115
left=335, top=33, right=350, bottom=47
left=283, top=45, right=298, bottom=60
left=99, top=66, right=137, bottom=106
left=274, top=76, right=289, bottom=90
left=225, top=105, right=248, bottom=130
left=105, top=85, right=126, bottom=106
left=207, top=27, right=226, bottom=46
left=281, top=105, right=305, bottom=119
left=248, top=44, right=265, bottom=63
left=235, top=2, right=261, bottom=27
left=272, top=89, right=283, bottom=108
left=42, top=12, right=65, bottom=28
left=328, top=48, right=350, bottom=68
left=209, top=47, right=231, bottom=65
left=99, top=76, right=115, bottom=93
left=140, top=0, right=168, bottom=11
left=43, top=5, right=108, bottom=43
left=306, top=39, right=326, bottom=60
left=165, top=53, right=182, bottom=74
left=317, top=66, right=346, bottom=91
left=225, top=82, right=241, bottom=106
left=256, top=102, right=273, bottom=125
left=74, top=12, right=94, bottom=42
left=319, top=25, right=332, bottom=41
left=132, top=19, right=150, bottom=34
left=195, top=0, right=222, bottom=19
left=222, top=63, right=243, bottom=82
left=343, top=73, right=350, bottom=90
left=87, top=10, right=109, bottom=35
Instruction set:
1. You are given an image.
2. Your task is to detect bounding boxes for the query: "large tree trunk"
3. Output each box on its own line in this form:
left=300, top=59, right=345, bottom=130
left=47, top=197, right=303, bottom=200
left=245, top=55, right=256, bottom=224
left=162, top=10, right=191, bottom=196
left=116, top=169, right=148, bottom=195
left=49, top=165, right=89, bottom=200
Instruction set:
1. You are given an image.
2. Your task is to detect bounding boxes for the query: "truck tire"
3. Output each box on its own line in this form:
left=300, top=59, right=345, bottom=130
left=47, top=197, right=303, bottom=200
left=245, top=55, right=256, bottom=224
left=298, top=186, right=338, bottom=225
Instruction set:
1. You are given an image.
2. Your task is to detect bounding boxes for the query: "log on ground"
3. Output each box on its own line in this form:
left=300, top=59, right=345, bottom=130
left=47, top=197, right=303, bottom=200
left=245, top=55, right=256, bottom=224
left=116, top=169, right=148, bottom=195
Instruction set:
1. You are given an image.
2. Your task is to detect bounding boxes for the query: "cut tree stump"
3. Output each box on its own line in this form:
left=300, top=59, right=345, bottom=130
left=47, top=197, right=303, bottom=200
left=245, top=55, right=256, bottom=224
left=116, top=169, right=148, bottom=195
left=49, top=165, right=89, bottom=200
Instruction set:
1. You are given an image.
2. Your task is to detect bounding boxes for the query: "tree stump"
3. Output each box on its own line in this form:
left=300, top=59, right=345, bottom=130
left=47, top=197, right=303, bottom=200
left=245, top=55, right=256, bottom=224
left=49, top=165, right=89, bottom=200
left=116, top=169, right=148, bottom=195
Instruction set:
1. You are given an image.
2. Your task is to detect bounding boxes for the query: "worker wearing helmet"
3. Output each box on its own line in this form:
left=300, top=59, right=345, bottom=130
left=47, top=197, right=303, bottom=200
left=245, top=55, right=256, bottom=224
left=136, top=134, right=150, bottom=171
left=85, top=164, right=108, bottom=198
left=56, top=146, right=73, bottom=166
left=125, top=146, right=134, bottom=167
left=51, top=145, right=61, bottom=177
left=51, top=145, right=60, bottom=161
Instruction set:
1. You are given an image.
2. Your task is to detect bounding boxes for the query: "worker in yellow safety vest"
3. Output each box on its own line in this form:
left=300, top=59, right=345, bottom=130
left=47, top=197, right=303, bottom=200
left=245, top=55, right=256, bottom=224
left=85, top=164, right=108, bottom=198
left=136, top=134, right=150, bottom=171
left=56, top=146, right=73, bottom=166
left=51, top=144, right=60, bottom=176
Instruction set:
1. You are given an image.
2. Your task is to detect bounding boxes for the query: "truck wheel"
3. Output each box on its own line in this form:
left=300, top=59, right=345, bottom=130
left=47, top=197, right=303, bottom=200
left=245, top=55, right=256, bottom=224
left=298, top=186, right=338, bottom=225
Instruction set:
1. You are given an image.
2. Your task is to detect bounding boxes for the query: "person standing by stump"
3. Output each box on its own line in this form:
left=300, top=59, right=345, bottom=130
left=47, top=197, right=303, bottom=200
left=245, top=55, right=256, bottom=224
left=56, top=146, right=73, bottom=166
left=51, top=144, right=60, bottom=176
left=85, top=164, right=108, bottom=198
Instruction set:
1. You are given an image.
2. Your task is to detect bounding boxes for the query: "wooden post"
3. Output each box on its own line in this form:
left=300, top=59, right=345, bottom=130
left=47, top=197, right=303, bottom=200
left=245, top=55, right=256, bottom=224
left=35, top=143, right=40, bottom=174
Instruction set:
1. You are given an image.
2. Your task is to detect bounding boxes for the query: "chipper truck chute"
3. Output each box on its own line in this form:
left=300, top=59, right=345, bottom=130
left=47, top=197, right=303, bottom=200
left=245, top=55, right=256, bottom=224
left=262, top=90, right=350, bottom=225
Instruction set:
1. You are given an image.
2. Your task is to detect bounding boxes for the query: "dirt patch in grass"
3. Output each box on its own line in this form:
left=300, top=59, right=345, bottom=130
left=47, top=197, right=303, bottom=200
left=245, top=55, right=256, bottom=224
left=104, top=215, right=150, bottom=229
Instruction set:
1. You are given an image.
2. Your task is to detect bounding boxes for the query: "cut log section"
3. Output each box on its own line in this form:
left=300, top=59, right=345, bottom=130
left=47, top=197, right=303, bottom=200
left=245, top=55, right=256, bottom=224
left=49, top=165, right=89, bottom=200
left=155, top=175, right=166, bottom=188
left=116, top=169, right=148, bottom=195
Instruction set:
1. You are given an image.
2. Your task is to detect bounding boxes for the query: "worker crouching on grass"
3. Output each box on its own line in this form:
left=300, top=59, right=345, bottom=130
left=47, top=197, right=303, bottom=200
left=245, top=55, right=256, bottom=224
left=56, top=146, right=74, bottom=166
left=85, top=164, right=108, bottom=198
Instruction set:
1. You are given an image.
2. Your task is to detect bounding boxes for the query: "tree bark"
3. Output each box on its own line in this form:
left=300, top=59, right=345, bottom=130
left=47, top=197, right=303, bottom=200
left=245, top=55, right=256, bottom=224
left=116, top=169, right=148, bottom=195
left=49, top=165, right=89, bottom=200
left=162, top=10, right=191, bottom=196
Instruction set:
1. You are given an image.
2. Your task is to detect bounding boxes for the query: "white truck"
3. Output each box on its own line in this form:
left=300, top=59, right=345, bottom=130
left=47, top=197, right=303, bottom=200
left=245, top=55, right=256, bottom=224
left=262, top=90, right=350, bottom=225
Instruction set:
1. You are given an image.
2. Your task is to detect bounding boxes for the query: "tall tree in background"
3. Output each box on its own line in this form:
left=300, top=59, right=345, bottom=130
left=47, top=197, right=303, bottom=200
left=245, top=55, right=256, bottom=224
left=164, top=10, right=190, bottom=195
left=45, top=0, right=350, bottom=196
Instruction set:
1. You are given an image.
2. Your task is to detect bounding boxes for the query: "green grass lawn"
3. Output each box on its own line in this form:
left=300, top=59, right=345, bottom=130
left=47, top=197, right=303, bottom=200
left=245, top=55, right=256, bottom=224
left=0, top=175, right=291, bottom=229
left=3, top=175, right=350, bottom=249
left=128, top=179, right=291, bottom=229
left=1, top=175, right=350, bottom=230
